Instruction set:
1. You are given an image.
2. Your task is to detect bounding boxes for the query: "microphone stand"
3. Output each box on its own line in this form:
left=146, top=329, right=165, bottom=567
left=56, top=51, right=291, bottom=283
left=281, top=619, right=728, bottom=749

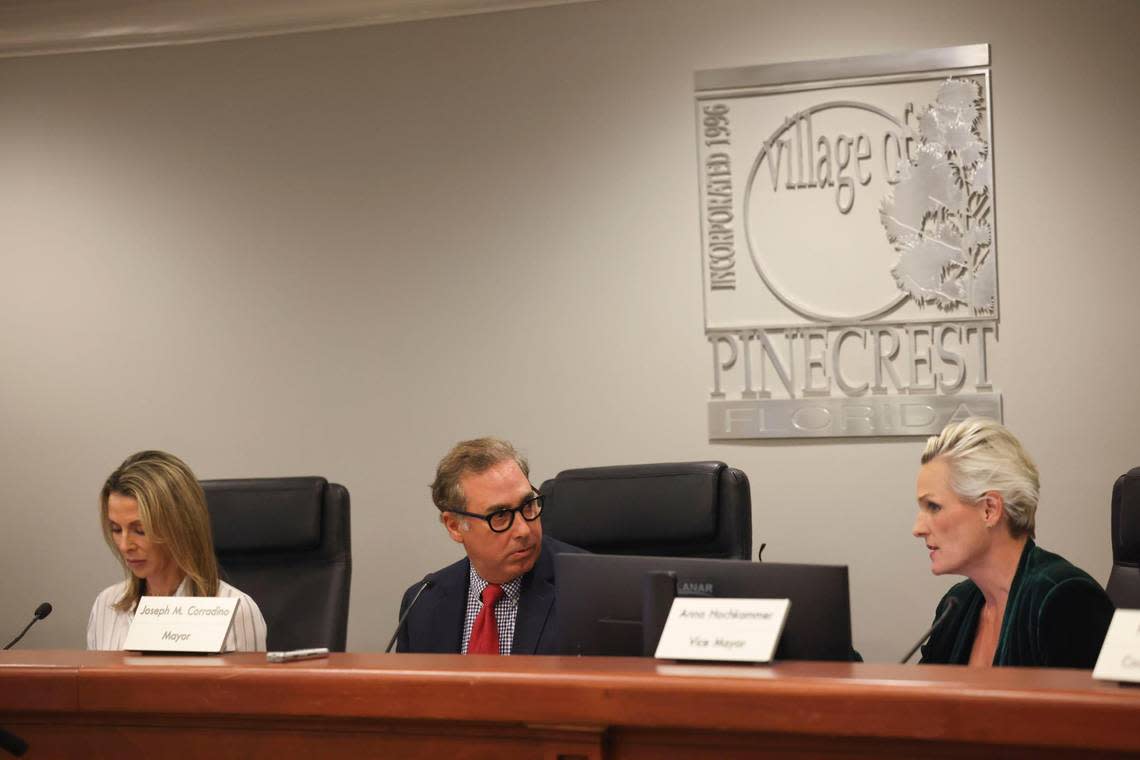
left=900, top=597, right=960, bottom=664
left=386, top=579, right=433, bottom=653
left=2, top=620, right=39, bottom=651
left=0, top=728, right=28, bottom=757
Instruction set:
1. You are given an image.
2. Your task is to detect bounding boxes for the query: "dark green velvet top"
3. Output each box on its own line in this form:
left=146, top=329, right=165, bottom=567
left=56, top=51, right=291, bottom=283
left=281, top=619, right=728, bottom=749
left=919, top=540, right=1114, bottom=668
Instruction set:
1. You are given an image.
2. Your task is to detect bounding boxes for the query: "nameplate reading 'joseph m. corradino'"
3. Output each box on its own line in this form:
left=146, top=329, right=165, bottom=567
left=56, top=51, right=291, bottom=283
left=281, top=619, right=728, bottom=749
left=655, top=598, right=790, bottom=663
left=694, top=45, right=1001, bottom=439
left=123, top=596, right=239, bottom=653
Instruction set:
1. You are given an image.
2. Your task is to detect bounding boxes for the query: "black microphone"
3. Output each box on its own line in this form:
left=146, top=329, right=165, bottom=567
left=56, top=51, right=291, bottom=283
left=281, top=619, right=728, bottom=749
left=0, top=728, right=28, bottom=757
left=899, top=597, right=959, bottom=664
left=3, top=603, right=52, bottom=651
left=385, top=579, right=433, bottom=653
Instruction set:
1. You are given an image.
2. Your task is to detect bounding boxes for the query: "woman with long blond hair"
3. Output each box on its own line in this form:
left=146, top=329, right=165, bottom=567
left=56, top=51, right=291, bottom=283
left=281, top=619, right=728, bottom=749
left=87, top=450, right=267, bottom=651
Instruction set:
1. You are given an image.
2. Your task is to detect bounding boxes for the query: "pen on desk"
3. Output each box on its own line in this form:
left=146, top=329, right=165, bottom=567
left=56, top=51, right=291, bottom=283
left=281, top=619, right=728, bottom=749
left=267, top=647, right=329, bottom=663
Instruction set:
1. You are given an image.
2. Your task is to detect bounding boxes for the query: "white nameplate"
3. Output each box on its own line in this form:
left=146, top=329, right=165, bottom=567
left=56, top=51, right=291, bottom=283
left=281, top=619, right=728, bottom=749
left=123, top=596, right=239, bottom=653
left=1093, top=609, right=1140, bottom=683
left=654, top=598, right=790, bottom=663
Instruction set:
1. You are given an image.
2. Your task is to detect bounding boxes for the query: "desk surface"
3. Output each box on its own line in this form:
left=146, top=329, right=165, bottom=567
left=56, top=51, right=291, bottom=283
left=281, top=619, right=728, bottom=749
left=4, top=651, right=1139, bottom=758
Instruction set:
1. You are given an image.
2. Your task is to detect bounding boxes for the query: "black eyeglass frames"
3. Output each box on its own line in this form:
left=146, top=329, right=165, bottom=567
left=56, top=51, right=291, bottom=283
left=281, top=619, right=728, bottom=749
left=446, top=492, right=544, bottom=533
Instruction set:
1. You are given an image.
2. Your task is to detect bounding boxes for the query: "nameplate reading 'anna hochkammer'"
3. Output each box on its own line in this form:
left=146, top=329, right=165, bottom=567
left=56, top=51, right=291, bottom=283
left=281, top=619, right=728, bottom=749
left=123, top=596, right=239, bottom=653
left=655, top=598, right=790, bottom=663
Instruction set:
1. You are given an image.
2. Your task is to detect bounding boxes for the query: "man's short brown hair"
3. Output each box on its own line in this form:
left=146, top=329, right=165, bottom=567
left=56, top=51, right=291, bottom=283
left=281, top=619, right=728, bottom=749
left=430, top=437, right=530, bottom=513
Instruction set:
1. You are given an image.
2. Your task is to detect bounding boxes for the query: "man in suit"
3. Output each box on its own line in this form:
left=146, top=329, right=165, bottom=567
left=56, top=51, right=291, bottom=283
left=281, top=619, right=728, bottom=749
left=396, top=437, right=583, bottom=654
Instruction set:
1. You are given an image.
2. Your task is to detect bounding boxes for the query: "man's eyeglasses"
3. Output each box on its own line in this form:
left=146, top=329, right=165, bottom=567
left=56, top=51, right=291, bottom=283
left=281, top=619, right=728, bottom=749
left=447, top=492, right=544, bottom=533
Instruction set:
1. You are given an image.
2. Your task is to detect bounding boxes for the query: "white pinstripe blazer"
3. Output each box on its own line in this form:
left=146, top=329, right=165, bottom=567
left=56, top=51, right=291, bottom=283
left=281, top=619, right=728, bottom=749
left=86, top=577, right=267, bottom=652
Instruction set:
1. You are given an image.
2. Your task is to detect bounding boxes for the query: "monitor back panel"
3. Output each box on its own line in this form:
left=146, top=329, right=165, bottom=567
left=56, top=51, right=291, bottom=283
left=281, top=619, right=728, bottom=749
left=554, top=553, right=852, bottom=661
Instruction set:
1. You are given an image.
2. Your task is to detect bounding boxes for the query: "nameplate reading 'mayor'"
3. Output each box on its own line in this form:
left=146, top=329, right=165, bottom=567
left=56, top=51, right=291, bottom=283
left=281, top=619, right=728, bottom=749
left=1093, top=609, right=1140, bottom=684
left=123, top=596, right=239, bottom=654
left=655, top=598, right=790, bottom=663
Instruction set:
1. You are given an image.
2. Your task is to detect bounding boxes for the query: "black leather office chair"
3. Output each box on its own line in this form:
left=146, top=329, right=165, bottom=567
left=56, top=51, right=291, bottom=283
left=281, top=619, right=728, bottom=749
left=202, top=477, right=352, bottom=651
left=540, top=461, right=751, bottom=560
left=1108, top=467, right=1140, bottom=609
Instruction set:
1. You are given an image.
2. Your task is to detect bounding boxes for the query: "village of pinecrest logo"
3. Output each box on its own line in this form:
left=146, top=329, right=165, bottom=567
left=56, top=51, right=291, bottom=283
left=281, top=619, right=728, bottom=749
left=695, top=45, right=1002, bottom=440
left=883, top=78, right=995, bottom=315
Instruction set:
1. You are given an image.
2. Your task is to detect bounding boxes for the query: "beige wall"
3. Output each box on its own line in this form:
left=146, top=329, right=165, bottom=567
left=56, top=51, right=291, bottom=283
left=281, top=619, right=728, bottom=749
left=1, top=0, right=1137, bottom=661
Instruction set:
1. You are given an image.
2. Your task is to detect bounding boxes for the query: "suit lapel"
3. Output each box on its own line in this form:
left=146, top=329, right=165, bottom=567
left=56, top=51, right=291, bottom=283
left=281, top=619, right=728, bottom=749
left=419, top=560, right=468, bottom=654
left=512, top=539, right=556, bottom=655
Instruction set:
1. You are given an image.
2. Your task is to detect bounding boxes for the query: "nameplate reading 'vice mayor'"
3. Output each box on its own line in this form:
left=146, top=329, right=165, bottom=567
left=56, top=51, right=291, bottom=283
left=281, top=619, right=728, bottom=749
left=695, top=44, right=1001, bottom=439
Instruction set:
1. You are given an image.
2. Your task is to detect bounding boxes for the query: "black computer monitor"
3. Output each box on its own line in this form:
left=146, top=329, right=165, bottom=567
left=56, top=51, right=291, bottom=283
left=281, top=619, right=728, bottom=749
left=554, top=553, right=852, bottom=661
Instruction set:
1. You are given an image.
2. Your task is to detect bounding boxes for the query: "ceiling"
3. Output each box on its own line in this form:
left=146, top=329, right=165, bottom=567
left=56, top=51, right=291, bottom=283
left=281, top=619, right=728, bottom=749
left=0, top=0, right=597, bottom=58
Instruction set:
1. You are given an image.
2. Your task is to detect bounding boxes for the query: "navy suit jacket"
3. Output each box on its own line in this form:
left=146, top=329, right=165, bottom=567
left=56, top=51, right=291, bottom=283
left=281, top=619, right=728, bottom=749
left=396, top=536, right=584, bottom=654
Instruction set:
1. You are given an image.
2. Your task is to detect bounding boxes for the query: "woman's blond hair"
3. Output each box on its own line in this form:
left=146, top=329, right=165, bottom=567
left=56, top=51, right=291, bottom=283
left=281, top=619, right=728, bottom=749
left=100, top=450, right=219, bottom=611
left=922, top=418, right=1040, bottom=539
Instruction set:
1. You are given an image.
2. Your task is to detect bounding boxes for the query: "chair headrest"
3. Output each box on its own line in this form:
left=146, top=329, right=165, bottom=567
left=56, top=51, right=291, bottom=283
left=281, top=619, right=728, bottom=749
left=1113, top=467, right=1140, bottom=564
left=203, top=477, right=326, bottom=553
left=541, top=462, right=727, bottom=548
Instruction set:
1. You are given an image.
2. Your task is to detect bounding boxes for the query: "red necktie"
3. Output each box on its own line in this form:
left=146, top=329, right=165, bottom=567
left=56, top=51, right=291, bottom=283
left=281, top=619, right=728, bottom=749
left=467, top=583, right=503, bottom=655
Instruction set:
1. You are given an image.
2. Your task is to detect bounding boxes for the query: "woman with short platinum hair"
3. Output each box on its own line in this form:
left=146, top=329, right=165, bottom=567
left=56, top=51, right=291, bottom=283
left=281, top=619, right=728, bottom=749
left=913, top=418, right=1113, bottom=668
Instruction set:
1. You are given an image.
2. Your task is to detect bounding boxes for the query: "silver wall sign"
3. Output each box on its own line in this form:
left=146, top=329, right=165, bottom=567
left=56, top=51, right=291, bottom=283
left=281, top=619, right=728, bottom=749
left=695, top=44, right=1001, bottom=439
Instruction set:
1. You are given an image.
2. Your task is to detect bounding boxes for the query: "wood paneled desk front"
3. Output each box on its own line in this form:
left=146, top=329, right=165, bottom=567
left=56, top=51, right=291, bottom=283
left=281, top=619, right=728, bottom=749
left=3, top=651, right=1139, bottom=759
